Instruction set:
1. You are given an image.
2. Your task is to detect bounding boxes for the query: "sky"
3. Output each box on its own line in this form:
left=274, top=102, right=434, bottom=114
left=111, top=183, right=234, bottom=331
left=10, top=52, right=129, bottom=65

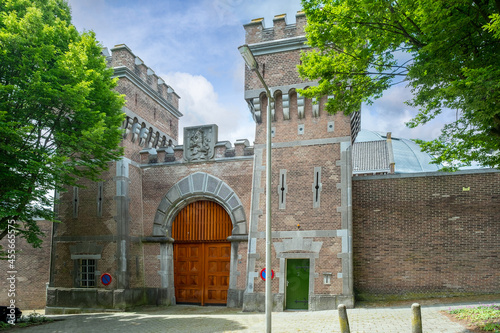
left=67, top=0, right=453, bottom=145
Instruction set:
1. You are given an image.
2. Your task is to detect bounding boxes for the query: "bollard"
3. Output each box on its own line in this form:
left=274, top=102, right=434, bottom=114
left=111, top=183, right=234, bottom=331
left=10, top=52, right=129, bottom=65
left=411, top=303, right=423, bottom=333
left=338, top=304, right=350, bottom=333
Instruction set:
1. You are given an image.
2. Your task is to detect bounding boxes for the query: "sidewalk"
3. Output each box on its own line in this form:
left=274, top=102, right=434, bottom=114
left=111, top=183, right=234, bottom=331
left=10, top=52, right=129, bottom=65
left=17, top=301, right=499, bottom=333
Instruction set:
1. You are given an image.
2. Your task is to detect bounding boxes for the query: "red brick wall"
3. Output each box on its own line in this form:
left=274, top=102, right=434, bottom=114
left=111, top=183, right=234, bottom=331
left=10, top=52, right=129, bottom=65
left=52, top=166, right=118, bottom=289
left=141, top=160, right=254, bottom=237
left=115, top=78, right=179, bottom=141
left=352, top=170, right=500, bottom=297
left=141, top=159, right=254, bottom=291
left=0, top=220, right=52, bottom=310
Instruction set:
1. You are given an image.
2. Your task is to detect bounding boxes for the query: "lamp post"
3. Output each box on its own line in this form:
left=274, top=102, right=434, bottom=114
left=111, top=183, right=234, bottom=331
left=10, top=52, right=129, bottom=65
left=238, top=44, right=274, bottom=333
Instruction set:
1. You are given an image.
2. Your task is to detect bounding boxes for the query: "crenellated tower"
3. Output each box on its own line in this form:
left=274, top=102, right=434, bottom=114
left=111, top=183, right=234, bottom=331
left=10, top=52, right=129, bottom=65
left=242, top=12, right=356, bottom=311
left=108, top=44, right=182, bottom=162
left=47, top=44, right=184, bottom=313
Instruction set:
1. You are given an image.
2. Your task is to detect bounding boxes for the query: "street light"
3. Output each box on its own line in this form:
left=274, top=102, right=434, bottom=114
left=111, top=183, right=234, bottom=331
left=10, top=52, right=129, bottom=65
left=238, top=44, right=274, bottom=333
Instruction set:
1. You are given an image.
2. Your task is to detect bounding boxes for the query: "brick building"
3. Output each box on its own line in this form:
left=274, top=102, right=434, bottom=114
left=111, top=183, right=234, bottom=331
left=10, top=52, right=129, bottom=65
left=3, top=12, right=496, bottom=313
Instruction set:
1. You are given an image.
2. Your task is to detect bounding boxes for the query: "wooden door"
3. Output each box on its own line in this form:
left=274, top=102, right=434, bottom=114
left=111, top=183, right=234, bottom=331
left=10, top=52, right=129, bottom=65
left=174, top=242, right=230, bottom=305
left=172, top=201, right=232, bottom=305
left=204, top=243, right=230, bottom=304
left=174, top=243, right=204, bottom=303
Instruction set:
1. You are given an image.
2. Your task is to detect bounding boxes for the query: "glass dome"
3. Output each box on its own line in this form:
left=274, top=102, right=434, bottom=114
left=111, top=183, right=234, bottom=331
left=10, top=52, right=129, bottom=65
left=355, top=130, right=440, bottom=173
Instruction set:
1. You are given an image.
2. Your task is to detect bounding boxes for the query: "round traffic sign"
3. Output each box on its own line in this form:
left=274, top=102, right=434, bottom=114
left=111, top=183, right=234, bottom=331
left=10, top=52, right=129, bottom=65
left=100, top=273, right=112, bottom=286
left=260, top=268, right=275, bottom=280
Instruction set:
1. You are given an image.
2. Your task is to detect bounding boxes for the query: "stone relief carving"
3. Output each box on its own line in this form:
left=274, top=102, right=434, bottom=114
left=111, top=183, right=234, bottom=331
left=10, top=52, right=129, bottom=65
left=183, top=125, right=218, bottom=162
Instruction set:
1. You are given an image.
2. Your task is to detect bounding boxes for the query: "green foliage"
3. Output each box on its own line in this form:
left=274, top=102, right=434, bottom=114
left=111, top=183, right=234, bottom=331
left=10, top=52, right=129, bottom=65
left=299, top=0, right=500, bottom=169
left=20, top=311, right=53, bottom=324
left=0, top=0, right=125, bottom=253
left=0, top=312, right=54, bottom=330
left=449, top=304, right=500, bottom=331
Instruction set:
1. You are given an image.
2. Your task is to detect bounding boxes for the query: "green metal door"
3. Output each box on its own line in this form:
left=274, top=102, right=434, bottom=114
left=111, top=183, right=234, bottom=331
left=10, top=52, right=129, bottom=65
left=285, top=259, right=310, bottom=310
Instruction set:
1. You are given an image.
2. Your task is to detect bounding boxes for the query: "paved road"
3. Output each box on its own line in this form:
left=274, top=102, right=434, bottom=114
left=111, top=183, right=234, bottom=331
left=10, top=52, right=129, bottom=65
left=15, top=302, right=497, bottom=333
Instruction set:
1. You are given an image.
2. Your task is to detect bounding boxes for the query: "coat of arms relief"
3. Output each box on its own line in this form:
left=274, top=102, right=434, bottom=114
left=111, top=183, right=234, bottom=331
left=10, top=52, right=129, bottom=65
left=184, top=125, right=218, bottom=162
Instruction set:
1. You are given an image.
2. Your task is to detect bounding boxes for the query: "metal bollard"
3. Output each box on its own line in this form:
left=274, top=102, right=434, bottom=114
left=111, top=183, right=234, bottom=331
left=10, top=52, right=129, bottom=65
left=338, top=304, right=350, bottom=333
left=411, top=303, right=423, bottom=333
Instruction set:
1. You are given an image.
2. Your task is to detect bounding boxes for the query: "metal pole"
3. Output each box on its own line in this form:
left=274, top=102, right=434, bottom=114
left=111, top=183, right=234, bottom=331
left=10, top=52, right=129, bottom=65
left=253, top=66, right=273, bottom=333
left=238, top=45, right=273, bottom=331
left=265, top=87, right=273, bottom=333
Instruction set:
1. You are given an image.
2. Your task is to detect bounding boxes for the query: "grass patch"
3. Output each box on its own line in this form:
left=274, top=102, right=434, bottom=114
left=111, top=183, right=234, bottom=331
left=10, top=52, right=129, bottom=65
left=448, top=304, right=500, bottom=332
left=0, top=312, right=54, bottom=330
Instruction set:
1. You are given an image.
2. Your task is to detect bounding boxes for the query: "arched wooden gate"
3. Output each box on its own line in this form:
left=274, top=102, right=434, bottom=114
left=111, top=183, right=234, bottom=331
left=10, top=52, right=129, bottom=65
left=172, top=200, right=232, bottom=305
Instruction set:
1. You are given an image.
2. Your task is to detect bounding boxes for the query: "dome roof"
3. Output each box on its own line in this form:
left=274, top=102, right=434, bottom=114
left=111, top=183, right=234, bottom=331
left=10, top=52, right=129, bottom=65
left=355, top=130, right=440, bottom=173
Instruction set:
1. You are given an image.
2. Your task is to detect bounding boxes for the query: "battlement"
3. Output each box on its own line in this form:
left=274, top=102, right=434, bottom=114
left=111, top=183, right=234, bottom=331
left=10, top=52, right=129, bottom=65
left=139, top=125, right=254, bottom=164
left=139, top=139, right=254, bottom=165
left=244, top=12, right=306, bottom=44
left=108, top=44, right=181, bottom=111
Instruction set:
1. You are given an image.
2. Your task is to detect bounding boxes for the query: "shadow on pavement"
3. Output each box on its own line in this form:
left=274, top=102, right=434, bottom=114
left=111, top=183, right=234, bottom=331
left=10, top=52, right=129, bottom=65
left=17, top=311, right=251, bottom=332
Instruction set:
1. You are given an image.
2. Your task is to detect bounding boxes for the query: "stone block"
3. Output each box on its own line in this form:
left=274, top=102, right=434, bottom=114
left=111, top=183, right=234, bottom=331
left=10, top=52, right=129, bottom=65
left=309, top=294, right=337, bottom=311
left=206, top=175, right=221, bottom=194
left=97, top=290, right=114, bottom=308
left=232, top=206, right=246, bottom=223
left=177, top=177, right=191, bottom=195
left=153, top=224, right=166, bottom=236
left=166, top=186, right=181, bottom=204
left=218, top=183, right=232, bottom=200
left=154, top=211, right=166, bottom=225
left=45, top=288, right=57, bottom=306
left=71, top=289, right=97, bottom=308
left=157, top=197, right=170, bottom=213
left=192, top=172, right=206, bottom=192
left=113, top=289, right=126, bottom=309
left=227, top=195, right=240, bottom=210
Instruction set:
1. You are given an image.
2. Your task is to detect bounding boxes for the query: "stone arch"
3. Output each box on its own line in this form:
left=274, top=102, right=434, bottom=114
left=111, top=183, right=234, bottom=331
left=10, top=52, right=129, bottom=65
left=152, top=172, right=247, bottom=306
left=152, top=172, right=248, bottom=238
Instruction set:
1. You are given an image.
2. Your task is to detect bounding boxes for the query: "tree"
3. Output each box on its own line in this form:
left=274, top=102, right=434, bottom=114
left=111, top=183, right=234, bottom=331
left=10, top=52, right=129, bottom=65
left=298, top=0, right=500, bottom=170
left=0, top=0, right=125, bottom=254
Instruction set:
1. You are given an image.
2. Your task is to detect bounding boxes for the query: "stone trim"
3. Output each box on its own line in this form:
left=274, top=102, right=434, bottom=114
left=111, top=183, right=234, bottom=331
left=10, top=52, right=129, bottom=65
left=152, top=172, right=248, bottom=307
left=312, top=167, right=322, bottom=208
left=278, top=169, right=288, bottom=210
left=248, top=36, right=308, bottom=56
left=353, top=167, right=500, bottom=180
left=113, top=66, right=182, bottom=118
left=244, top=82, right=317, bottom=100
left=335, top=143, right=353, bottom=296
left=153, top=172, right=248, bottom=237
left=255, top=136, right=351, bottom=149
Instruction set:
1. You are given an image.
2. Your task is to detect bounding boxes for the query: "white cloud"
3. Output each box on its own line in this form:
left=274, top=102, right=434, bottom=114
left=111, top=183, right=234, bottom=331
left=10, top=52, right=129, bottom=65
left=362, top=83, right=454, bottom=141
left=68, top=0, right=457, bottom=146
left=162, top=72, right=255, bottom=145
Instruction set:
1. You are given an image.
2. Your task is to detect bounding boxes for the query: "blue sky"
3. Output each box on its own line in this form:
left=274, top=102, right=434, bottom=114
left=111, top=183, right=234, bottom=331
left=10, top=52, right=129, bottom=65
left=67, top=0, right=452, bottom=145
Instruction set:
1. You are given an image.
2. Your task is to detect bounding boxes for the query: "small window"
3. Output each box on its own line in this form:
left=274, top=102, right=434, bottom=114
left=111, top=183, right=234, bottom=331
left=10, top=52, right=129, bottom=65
left=80, top=259, right=96, bottom=288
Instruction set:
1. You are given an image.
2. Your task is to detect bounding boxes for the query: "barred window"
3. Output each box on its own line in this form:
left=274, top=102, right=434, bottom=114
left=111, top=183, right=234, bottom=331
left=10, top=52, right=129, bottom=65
left=80, top=259, right=96, bottom=287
